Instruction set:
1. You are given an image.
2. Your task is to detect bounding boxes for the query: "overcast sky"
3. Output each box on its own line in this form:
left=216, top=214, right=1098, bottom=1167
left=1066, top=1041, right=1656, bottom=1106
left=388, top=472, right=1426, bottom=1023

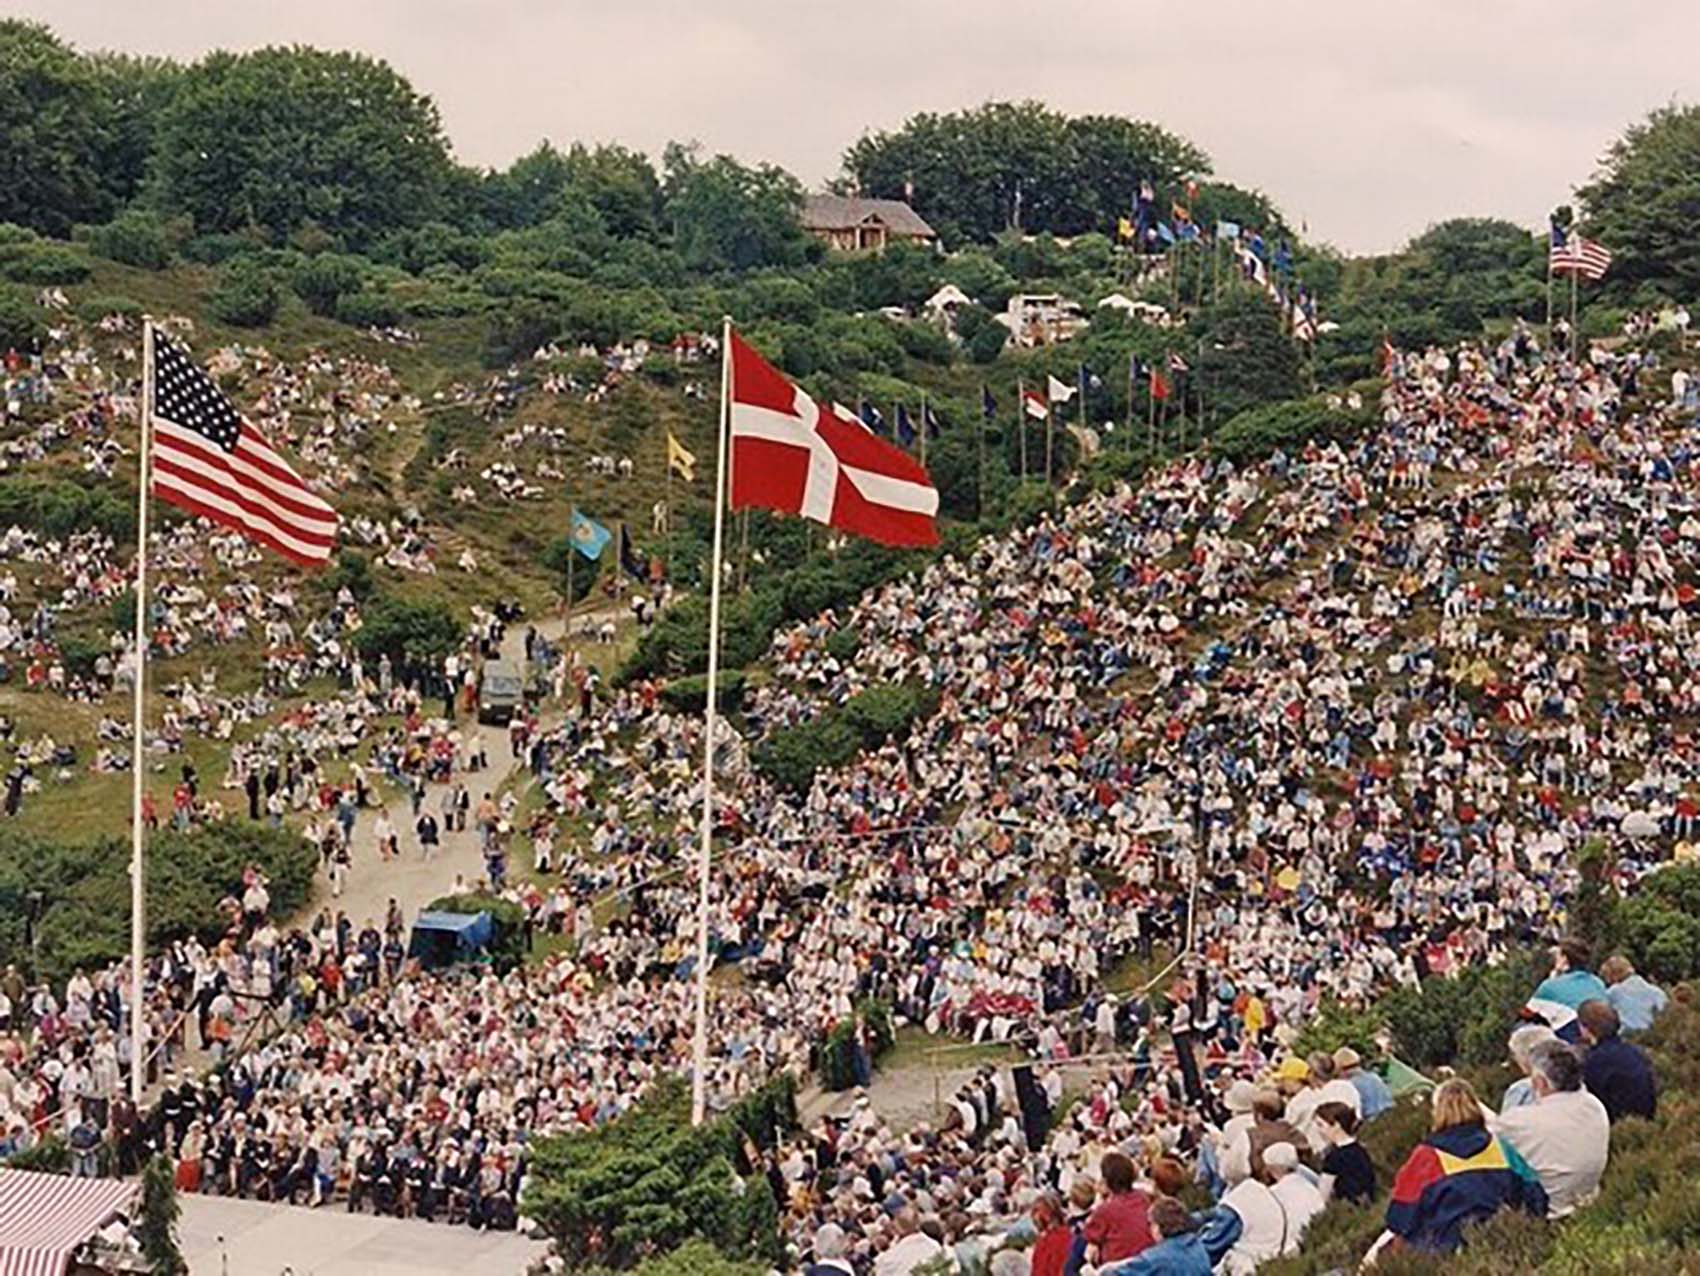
left=12, top=0, right=1697, bottom=253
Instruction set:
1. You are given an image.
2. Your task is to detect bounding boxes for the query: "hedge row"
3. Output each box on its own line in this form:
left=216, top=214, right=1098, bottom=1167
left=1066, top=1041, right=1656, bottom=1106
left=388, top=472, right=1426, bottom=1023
left=752, top=681, right=938, bottom=791
left=522, top=1072, right=797, bottom=1270
left=0, top=822, right=317, bottom=984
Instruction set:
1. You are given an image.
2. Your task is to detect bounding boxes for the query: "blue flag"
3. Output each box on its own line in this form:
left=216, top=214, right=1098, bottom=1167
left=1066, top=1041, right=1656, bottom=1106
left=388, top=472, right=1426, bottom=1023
left=570, top=509, right=611, bottom=561
left=924, top=404, right=943, bottom=439
left=1156, top=222, right=1176, bottom=246
left=859, top=400, right=886, bottom=434
left=981, top=386, right=997, bottom=420
left=1274, top=241, right=1293, bottom=276
left=896, top=403, right=916, bottom=447
left=1216, top=220, right=1241, bottom=240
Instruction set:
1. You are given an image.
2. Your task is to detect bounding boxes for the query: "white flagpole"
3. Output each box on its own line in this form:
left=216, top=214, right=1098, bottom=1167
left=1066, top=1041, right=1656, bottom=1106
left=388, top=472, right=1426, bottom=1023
left=690, top=316, right=734, bottom=1126
left=130, top=320, right=155, bottom=1105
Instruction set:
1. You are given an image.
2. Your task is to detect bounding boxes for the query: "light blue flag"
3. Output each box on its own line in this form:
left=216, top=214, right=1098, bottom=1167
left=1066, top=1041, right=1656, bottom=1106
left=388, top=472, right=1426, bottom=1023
left=1216, top=220, right=1241, bottom=240
left=570, top=509, right=612, bottom=560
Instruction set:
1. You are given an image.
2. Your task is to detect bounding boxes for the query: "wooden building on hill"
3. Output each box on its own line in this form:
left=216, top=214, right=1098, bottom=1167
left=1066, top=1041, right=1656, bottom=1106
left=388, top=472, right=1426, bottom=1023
left=801, top=195, right=937, bottom=253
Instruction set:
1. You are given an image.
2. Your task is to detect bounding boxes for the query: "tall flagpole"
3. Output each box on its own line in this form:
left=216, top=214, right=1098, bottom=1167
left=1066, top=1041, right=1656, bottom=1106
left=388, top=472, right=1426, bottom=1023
left=130, top=321, right=155, bottom=1105
left=1016, top=379, right=1028, bottom=482
left=690, top=316, right=734, bottom=1127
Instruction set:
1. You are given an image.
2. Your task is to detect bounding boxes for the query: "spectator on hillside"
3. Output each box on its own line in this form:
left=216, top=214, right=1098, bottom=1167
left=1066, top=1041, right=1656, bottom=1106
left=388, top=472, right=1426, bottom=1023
left=1315, top=1102, right=1377, bottom=1206
left=1500, top=1024, right=1562, bottom=1113
left=1085, top=1150, right=1155, bottom=1265
left=1492, top=1039, right=1609, bottom=1217
left=1527, top=939, right=1609, bottom=1036
left=1335, top=1047, right=1393, bottom=1122
left=1025, top=1191, right=1074, bottom=1276
left=1264, top=1142, right=1325, bottom=1253
left=1101, top=1196, right=1212, bottom=1276
left=1577, top=1000, right=1657, bottom=1122
left=1376, top=1080, right=1547, bottom=1260
left=873, top=1207, right=943, bottom=1276
left=804, top=1222, right=855, bottom=1276
left=1600, top=955, right=1668, bottom=1033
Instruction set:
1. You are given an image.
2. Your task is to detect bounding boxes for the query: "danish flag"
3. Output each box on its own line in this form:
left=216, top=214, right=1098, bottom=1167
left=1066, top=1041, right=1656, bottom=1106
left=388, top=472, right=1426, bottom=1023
left=728, top=331, right=939, bottom=548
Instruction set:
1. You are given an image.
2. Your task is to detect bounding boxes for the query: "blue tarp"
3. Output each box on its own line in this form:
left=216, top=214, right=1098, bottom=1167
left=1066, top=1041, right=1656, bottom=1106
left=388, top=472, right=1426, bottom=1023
left=408, top=910, right=494, bottom=965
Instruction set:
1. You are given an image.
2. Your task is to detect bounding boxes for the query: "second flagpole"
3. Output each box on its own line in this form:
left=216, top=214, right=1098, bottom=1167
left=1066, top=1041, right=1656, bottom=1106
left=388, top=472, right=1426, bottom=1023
left=129, top=320, right=156, bottom=1105
left=690, top=316, right=734, bottom=1126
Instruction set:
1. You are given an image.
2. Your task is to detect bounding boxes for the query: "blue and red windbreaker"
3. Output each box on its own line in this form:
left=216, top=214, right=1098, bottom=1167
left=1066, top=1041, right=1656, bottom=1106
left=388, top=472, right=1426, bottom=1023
left=1384, top=1124, right=1548, bottom=1253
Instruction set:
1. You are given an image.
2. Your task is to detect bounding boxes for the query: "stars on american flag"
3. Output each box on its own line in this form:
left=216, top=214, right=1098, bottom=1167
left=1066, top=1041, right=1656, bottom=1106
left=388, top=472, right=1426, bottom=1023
left=152, top=337, right=242, bottom=451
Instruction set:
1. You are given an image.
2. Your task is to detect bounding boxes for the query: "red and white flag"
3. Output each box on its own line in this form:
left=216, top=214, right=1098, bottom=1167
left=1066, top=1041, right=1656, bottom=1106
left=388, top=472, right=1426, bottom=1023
left=1022, top=389, right=1049, bottom=420
left=148, top=332, right=338, bottom=567
left=728, top=332, right=938, bottom=548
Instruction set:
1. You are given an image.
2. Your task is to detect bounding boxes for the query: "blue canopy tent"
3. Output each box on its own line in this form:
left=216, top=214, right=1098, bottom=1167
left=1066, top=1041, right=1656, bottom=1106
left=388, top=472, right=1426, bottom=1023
left=408, top=909, right=494, bottom=968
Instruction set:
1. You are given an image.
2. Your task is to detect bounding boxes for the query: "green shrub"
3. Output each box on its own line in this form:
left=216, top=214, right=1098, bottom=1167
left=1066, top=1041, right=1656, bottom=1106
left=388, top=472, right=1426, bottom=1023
left=841, top=682, right=936, bottom=749
left=0, top=286, right=46, bottom=352
left=0, top=224, right=38, bottom=247
left=1210, top=395, right=1374, bottom=465
left=354, top=596, right=461, bottom=663
left=79, top=213, right=173, bottom=269
left=208, top=258, right=282, bottom=327
left=333, top=288, right=401, bottom=327
left=0, top=242, right=93, bottom=284
left=0, top=476, right=135, bottom=538
left=0, top=822, right=316, bottom=985
left=523, top=1073, right=797, bottom=1270
left=818, top=999, right=896, bottom=1091
left=181, top=232, right=260, bottom=265
left=74, top=294, right=144, bottom=325
left=753, top=714, right=858, bottom=791
left=291, top=252, right=368, bottom=316
left=658, top=672, right=747, bottom=715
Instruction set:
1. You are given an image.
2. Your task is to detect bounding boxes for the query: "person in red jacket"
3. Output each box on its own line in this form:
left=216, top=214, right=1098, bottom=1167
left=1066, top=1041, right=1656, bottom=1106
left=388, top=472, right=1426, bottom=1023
left=1028, top=1191, right=1073, bottom=1276
left=1085, top=1150, right=1155, bottom=1265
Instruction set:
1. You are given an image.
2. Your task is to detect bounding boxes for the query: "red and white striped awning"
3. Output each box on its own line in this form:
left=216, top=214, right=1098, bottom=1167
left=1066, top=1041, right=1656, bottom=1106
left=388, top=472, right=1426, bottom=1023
left=0, top=1169, right=138, bottom=1276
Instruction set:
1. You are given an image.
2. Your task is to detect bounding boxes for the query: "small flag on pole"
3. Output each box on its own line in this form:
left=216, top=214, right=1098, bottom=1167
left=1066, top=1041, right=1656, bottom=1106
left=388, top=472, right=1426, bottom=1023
left=1022, top=389, right=1049, bottom=419
left=1551, top=233, right=1612, bottom=281
left=896, top=403, right=916, bottom=447
left=1046, top=374, right=1077, bottom=404
left=570, top=509, right=611, bottom=560
left=149, top=333, right=338, bottom=567
left=667, top=430, right=697, bottom=482
left=981, top=386, right=997, bottom=420
left=618, top=524, right=647, bottom=581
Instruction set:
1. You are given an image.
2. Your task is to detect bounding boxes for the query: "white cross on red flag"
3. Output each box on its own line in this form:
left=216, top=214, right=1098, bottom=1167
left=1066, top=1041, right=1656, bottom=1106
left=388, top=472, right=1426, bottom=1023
left=728, top=331, right=939, bottom=548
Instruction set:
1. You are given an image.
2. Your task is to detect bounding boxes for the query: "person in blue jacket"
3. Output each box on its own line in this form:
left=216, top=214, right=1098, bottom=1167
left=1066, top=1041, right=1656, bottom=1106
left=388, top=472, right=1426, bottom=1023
left=1100, top=1197, right=1213, bottom=1276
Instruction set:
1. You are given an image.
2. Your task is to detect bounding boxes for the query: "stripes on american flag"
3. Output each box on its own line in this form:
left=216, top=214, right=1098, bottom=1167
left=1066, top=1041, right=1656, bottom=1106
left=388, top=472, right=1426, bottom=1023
left=1550, top=234, right=1613, bottom=282
left=0, top=1168, right=138, bottom=1276
left=148, top=332, right=338, bottom=567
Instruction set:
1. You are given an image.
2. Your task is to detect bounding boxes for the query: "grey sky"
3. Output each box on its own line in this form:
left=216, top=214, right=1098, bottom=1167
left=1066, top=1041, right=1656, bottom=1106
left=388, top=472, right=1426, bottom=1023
left=11, top=0, right=1697, bottom=253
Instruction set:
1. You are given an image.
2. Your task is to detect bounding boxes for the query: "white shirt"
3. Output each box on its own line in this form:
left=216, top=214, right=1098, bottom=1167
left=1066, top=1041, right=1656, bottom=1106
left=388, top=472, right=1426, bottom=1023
left=1492, top=1088, right=1610, bottom=1217
left=874, top=1232, right=943, bottom=1276
left=1220, top=1178, right=1287, bottom=1275
left=1270, top=1173, right=1326, bottom=1251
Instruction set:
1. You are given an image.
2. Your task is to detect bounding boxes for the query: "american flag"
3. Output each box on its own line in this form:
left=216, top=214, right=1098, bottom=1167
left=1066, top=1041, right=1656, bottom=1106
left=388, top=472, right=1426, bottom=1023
left=1550, top=233, right=1613, bottom=282
left=148, top=332, right=338, bottom=567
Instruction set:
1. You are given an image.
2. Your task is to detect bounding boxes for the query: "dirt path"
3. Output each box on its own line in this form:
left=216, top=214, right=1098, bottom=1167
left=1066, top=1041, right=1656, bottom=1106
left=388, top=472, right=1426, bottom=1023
left=320, top=613, right=571, bottom=930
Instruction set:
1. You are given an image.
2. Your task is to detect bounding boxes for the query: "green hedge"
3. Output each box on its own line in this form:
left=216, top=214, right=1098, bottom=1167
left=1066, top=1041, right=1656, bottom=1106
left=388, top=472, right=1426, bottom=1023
left=1210, top=394, right=1376, bottom=465
left=658, top=671, right=747, bottom=715
left=0, top=476, right=136, bottom=539
left=208, top=258, right=282, bottom=327
left=1377, top=950, right=1541, bottom=1070
left=0, top=822, right=317, bottom=985
left=523, top=1073, right=797, bottom=1270
left=0, top=241, right=93, bottom=284
left=752, top=682, right=936, bottom=791
left=78, top=213, right=174, bottom=270
left=1612, top=865, right=1700, bottom=983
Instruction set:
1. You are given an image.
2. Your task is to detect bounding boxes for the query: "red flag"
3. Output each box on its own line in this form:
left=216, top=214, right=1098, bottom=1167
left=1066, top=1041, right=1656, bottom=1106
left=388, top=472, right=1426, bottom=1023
left=1021, top=389, right=1049, bottom=420
left=728, top=332, right=939, bottom=548
left=1150, top=370, right=1172, bottom=402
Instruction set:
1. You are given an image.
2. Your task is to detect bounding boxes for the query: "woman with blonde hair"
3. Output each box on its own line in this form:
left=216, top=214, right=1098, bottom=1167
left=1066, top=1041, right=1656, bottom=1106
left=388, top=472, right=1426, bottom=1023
left=1371, top=1079, right=1547, bottom=1261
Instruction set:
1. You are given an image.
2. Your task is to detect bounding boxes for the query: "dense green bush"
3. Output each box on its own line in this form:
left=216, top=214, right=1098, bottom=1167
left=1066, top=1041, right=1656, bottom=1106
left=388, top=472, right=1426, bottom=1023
left=0, top=241, right=93, bottom=284
left=0, top=822, right=317, bottom=984
left=753, top=682, right=934, bottom=791
left=207, top=257, right=282, bottom=327
left=333, top=288, right=401, bottom=328
left=78, top=211, right=173, bottom=269
left=523, top=1073, right=797, bottom=1270
left=354, top=595, right=461, bottom=662
left=74, top=293, right=144, bottom=324
left=1210, top=395, right=1375, bottom=465
left=291, top=251, right=367, bottom=316
left=1612, top=865, right=1700, bottom=982
left=0, top=475, right=135, bottom=538
left=841, top=682, right=937, bottom=749
left=0, top=285, right=46, bottom=351
left=1378, top=950, right=1541, bottom=1069
left=658, top=671, right=747, bottom=715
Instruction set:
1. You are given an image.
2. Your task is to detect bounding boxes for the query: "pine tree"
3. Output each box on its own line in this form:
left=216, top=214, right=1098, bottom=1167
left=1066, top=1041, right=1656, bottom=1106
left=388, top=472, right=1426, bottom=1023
left=138, top=1155, right=186, bottom=1276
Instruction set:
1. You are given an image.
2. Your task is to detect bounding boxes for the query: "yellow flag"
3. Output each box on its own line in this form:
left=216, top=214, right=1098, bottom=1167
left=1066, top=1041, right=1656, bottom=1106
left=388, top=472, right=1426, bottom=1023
left=666, top=431, right=696, bottom=482
left=1117, top=216, right=1135, bottom=242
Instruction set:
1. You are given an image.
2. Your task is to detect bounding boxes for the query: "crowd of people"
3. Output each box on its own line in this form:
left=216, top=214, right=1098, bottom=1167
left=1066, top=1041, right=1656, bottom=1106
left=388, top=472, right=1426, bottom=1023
left=0, top=299, right=1693, bottom=1274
